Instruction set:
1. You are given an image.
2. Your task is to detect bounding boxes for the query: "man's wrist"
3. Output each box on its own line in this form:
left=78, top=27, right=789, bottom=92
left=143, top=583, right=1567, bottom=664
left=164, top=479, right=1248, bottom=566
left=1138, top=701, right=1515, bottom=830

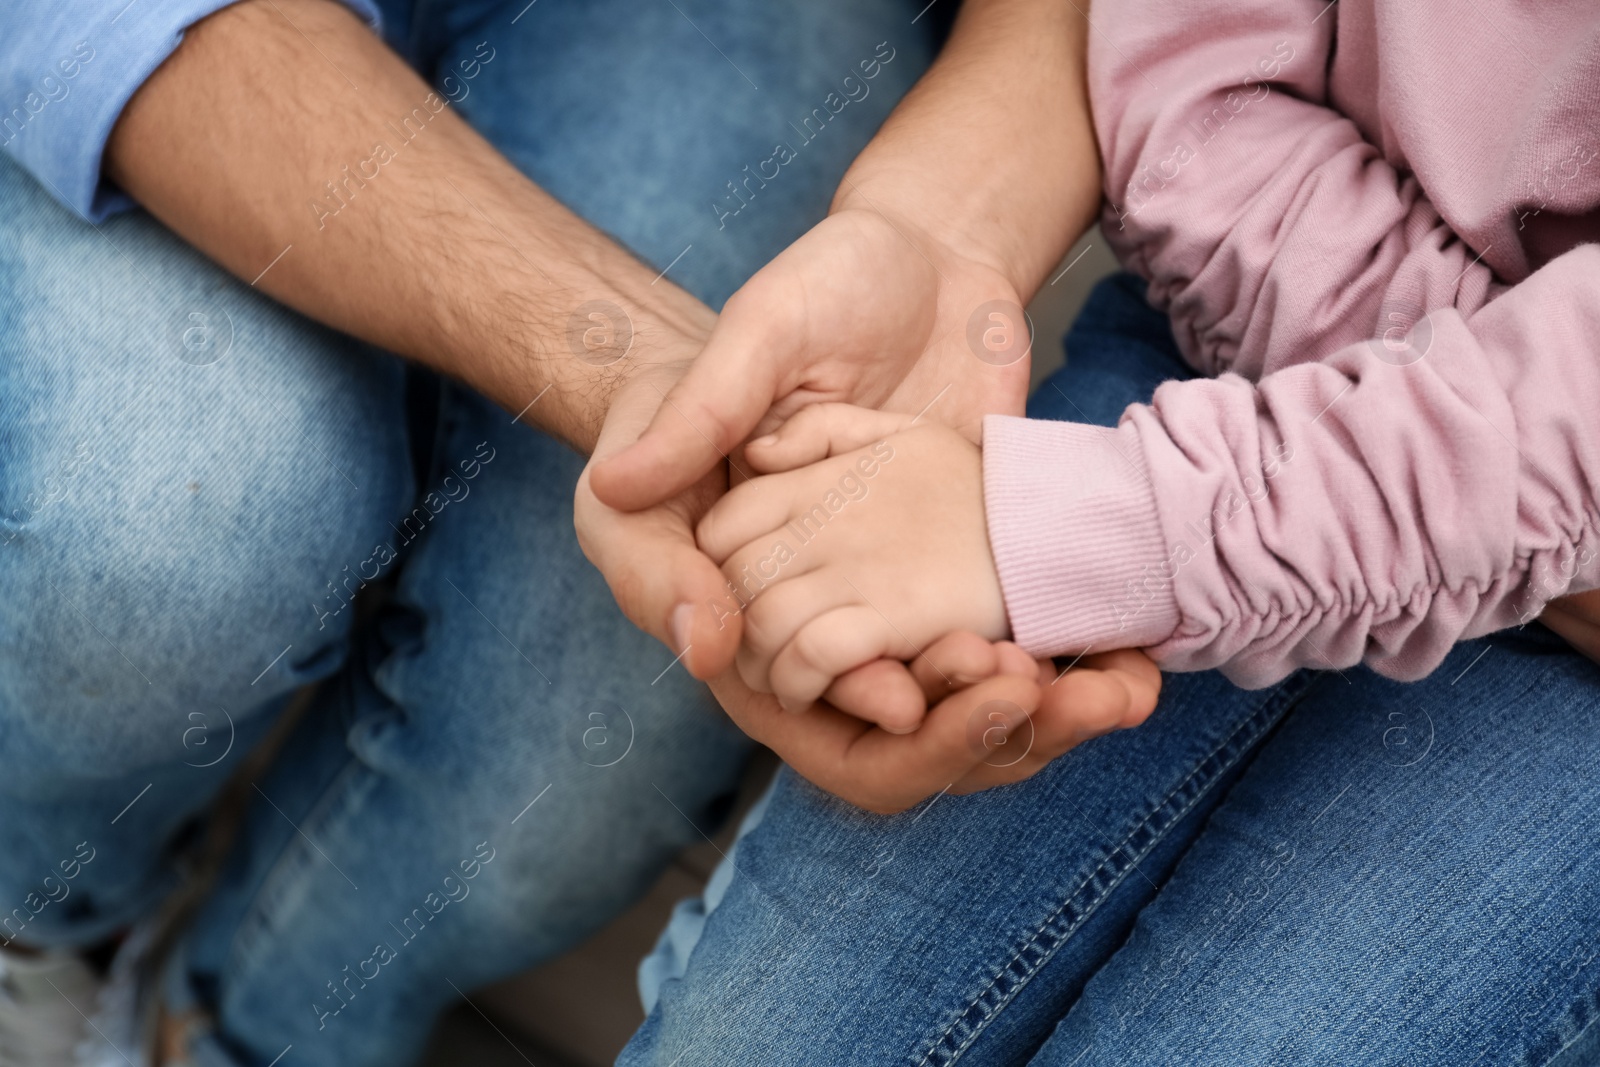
left=828, top=182, right=1018, bottom=294
left=359, top=137, right=715, bottom=454
left=825, top=0, right=1099, bottom=300
left=461, top=252, right=713, bottom=454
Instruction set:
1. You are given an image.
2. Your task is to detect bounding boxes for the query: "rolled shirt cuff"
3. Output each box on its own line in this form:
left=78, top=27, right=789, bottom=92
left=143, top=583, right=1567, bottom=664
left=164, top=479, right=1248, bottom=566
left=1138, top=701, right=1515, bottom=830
left=0, top=0, right=381, bottom=222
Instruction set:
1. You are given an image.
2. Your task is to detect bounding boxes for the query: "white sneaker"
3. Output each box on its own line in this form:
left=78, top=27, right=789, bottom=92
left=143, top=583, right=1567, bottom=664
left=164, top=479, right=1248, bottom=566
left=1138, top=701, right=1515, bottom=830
left=0, top=945, right=103, bottom=1066
left=73, top=924, right=199, bottom=1067
left=74, top=938, right=142, bottom=1067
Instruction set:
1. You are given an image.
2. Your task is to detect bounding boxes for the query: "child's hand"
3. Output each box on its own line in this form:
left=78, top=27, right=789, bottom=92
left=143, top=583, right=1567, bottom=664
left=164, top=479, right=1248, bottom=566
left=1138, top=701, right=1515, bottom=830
left=822, top=630, right=1037, bottom=733
left=697, top=404, right=1008, bottom=717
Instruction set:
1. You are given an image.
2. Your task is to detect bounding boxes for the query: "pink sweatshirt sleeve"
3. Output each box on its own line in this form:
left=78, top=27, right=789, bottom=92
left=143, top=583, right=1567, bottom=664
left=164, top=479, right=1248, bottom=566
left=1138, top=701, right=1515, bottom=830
left=983, top=1, right=1600, bottom=687
left=1092, top=2, right=1498, bottom=379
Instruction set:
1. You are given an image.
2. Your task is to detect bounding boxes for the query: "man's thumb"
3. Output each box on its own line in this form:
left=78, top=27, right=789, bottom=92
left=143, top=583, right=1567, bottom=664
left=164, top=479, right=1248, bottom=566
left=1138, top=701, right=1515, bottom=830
left=590, top=319, right=783, bottom=512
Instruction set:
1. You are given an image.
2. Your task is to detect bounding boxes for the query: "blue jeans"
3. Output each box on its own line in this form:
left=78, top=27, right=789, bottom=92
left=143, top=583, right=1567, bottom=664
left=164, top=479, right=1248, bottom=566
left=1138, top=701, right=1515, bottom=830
left=0, top=2, right=939, bottom=1065
left=624, top=274, right=1600, bottom=1066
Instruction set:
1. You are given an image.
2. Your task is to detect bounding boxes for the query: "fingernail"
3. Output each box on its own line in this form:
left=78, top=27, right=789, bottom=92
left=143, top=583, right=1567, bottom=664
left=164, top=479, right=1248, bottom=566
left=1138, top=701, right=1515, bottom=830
left=777, top=695, right=807, bottom=713
left=883, top=722, right=919, bottom=735
left=750, top=433, right=778, bottom=448
left=670, top=602, right=695, bottom=657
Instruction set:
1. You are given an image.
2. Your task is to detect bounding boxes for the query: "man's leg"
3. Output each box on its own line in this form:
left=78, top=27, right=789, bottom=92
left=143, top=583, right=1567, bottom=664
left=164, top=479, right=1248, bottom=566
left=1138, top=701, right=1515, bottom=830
left=161, top=2, right=947, bottom=1064
left=170, top=383, right=756, bottom=1065
left=433, top=0, right=941, bottom=309
left=0, top=152, right=412, bottom=947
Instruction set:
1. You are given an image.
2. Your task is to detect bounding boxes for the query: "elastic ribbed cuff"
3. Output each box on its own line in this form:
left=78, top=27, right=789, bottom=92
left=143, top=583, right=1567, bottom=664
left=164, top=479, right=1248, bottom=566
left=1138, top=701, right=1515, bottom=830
left=982, top=414, right=1180, bottom=656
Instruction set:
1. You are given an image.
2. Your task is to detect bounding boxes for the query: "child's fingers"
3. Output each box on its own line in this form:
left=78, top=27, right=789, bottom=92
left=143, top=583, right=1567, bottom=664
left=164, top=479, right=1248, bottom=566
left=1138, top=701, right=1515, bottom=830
left=823, top=659, right=928, bottom=735
left=696, top=472, right=807, bottom=563
left=768, top=605, right=901, bottom=711
left=733, top=574, right=851, bottom=693
left=745, top=403, right=917, bottom=474
left=740, top=573, right=844, bottom=658
left=994, top=641, right=1043, bottom=679
left=717, top=528, right=826, bottom=607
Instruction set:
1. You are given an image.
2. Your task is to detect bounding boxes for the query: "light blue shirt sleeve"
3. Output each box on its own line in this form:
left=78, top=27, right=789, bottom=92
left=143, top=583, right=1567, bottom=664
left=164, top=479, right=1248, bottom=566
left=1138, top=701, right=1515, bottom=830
left=0, top=0, right=382, bottom=222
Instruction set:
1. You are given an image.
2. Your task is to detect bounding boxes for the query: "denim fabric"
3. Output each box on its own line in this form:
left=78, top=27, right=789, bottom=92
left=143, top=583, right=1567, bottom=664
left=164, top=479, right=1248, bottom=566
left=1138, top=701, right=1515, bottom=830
left=623, top=274, right=1600, bottom=1066
left=0, top=2, right=939, bottom=1065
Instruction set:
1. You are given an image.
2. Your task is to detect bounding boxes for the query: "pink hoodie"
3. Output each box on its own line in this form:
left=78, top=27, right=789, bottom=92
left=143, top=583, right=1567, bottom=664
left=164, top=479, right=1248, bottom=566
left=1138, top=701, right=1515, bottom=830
left=982, top=0, right=1600, bottom=687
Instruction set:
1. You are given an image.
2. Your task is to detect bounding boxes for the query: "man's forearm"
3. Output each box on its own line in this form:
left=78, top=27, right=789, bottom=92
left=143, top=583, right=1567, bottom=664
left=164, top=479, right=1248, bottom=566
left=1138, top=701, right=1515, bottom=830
left=831, top=0, right=1099, bottom=300
left=106, top=0, right=712, bottom=452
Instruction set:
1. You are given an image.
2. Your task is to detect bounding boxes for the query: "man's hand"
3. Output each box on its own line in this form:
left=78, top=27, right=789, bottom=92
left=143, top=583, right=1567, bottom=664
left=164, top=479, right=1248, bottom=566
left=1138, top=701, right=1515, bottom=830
left=588, top=205, right=1032, bottom=513
left=715, top=633, right=1161, bottom=814
left=585, top=0, right=1123, bottom=704
left=1541, top=591, right=1600, bottom=664
left=588, top=0, right=1100, bottom=516
left=577, top=367, right=1162, bottom=813
left=575, top=357, right=741, bottom=675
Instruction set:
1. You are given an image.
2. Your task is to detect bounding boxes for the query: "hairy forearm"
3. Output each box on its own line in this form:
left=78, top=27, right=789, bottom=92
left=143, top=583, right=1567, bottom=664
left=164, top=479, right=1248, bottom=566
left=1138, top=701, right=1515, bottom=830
left=106, top=0, right=712, bottom=452
left=831, top=0, right=1100, bottom=299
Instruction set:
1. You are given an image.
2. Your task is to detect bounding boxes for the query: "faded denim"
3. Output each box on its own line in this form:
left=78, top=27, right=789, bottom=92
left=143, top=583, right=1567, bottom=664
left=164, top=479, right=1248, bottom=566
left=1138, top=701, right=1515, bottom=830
left=0, top=1, right=939, bottom=1064
left=625, top=276, right=1600, bottom=1067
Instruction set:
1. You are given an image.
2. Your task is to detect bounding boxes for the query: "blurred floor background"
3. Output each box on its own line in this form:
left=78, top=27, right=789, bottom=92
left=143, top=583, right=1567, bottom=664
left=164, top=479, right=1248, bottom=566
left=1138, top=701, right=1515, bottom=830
left=420, top=232, right=1121, bottom=1067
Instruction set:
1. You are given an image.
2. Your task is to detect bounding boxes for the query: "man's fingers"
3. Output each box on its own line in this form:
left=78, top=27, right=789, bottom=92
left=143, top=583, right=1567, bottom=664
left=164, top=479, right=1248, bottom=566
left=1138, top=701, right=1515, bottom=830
left=710, top=667, right=1040, bottom=814
left=573, top=468, right=740, bottom=680
left=836, top=672, right=1042, bottom=812
left=950, top=666, right=1132, bottom=794
left=1542, top=593, right=1600, bottom=665
left=1039, top=667, right=1135, bottom=747
left=619, top=534, right=741, bottom=681
left=955, top=653, right=1163, bottom=795
left=823, top=660, right=928, bottom=735
left=745, top=403, right=916, bottom=474
left=908, top=631, right=1000, bottom=702
left=589, top=315, right=787, bottom=512
left=1070, top=649, right=1162, bottom=727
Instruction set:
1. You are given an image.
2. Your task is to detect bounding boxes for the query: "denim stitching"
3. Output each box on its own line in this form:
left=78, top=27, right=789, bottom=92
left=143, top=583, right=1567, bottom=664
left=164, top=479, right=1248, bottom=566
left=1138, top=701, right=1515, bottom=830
left=224, top=757, right=378, bottom=989
left=912, top=672, right=1320, bottom=1067
left=1535, top=992, right=1600, bottom=1067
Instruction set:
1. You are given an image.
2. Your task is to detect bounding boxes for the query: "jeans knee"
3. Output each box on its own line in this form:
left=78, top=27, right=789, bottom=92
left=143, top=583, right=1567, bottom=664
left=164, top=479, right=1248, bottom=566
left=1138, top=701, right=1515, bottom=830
left=446, top=0, right=938, bottom=307
left=0, top=178, right=412, bottom=782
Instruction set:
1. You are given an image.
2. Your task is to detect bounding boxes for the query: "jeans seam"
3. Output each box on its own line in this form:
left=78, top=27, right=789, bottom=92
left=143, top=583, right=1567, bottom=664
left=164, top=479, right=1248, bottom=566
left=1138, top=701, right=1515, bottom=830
left=1537, top=995, right=1600, bottom=1067
left=912, top=672, right=1319, bottom=1067
left=222, top=756, right=378, bottom=994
